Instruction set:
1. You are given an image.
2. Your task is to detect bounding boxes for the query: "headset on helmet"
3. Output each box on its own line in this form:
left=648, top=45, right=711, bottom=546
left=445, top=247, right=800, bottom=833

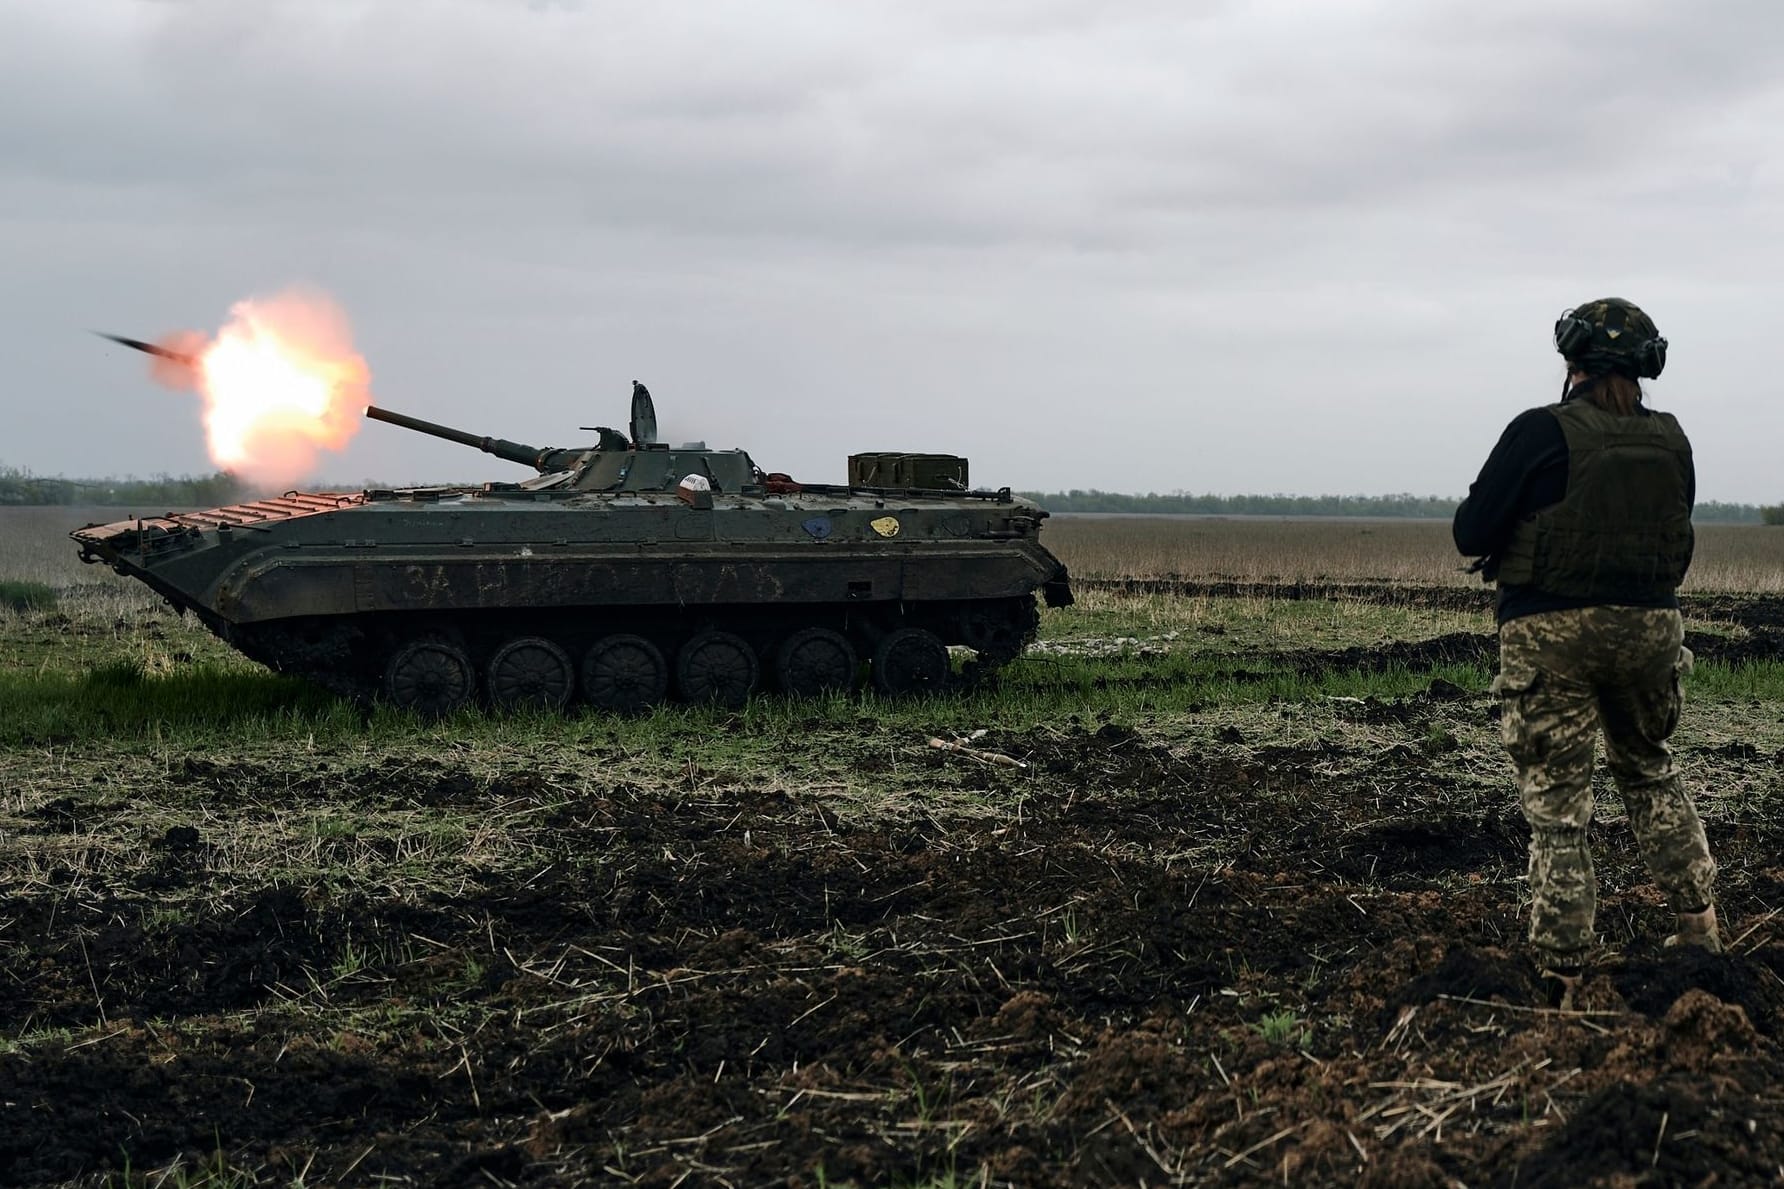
left=1553, top=297, right=1667, bottom=379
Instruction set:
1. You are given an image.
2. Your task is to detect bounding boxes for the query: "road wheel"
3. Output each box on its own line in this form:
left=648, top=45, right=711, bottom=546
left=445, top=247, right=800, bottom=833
left=676, top=630, right=759, bottom=708
left=582, top=634, right=669, bottom=713
left=871, top=627, right=951, bottom=695
left=959, top=599, right=1035, bottom=667
left=384, top=639, right=475, bottom=717
left=773, top=628, right=858, bottom=697
left=486, top=636, right=575, bottom=712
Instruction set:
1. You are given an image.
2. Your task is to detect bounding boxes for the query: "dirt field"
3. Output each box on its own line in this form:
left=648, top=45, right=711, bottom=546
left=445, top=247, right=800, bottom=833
left=4, top=509, right=1784, bottom=1187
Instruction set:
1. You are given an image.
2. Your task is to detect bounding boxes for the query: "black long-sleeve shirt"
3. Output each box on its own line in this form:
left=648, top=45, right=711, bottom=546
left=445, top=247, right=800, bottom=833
left=1453, top=391, right=1694, bottom=624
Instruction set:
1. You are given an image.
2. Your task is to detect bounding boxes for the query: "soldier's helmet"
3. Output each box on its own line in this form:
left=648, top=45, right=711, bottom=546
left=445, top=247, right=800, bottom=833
left=1554, top=297, right=1667, bottom=379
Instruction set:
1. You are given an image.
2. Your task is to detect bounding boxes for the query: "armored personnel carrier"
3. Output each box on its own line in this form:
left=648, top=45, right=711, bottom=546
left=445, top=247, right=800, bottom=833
left=73, top=382, right=1072, bottom=714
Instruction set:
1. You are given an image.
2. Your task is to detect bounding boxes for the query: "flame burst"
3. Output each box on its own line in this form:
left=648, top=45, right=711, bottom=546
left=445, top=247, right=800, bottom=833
left=152, top=289, right=371, bottom=489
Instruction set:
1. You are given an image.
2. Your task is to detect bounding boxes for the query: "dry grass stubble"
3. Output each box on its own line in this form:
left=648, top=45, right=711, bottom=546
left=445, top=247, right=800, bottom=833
left=1045, top=514, right=1784, bottom=592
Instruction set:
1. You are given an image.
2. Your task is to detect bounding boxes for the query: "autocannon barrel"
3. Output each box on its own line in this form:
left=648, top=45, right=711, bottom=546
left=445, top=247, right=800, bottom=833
left=365, top=405, right=552, bottom=471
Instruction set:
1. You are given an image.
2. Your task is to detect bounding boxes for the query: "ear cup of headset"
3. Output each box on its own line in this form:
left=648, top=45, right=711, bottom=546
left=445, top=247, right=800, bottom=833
left=1638, top=336, right=1667, bottom=379
left=1553, top=314, right=1594, bottom=356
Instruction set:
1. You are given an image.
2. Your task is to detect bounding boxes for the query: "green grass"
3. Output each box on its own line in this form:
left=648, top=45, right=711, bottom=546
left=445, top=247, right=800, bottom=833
left=0, top=661, right=355, bottom=745
left=1, top=583, right=1778, bottom=761
left=1044, top=588, right=1484, bottom=652
left=102, top=1147, right=267, bottom=1189
left=5, top=626, right=1781, bottom=751
left=0, top=579, right=57, bottom=611
left=1253, top=1009, right=1311, bottom=1048
left=1685, top=661, right=1784, bottom=702
left=0, top=650, right=1499, bottom=749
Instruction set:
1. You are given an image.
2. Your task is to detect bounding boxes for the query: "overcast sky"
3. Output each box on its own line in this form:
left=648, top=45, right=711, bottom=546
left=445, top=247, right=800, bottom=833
left=4, top=0, right=1782, bottom=500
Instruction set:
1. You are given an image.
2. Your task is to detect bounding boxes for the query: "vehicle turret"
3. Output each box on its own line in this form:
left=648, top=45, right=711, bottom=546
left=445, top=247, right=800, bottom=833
left=364, top=398, right=764, bottom=494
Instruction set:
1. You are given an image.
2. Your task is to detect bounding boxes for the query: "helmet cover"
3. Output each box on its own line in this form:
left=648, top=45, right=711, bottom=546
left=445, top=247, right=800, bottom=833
left=1554, top=297, right=1667, bottom=379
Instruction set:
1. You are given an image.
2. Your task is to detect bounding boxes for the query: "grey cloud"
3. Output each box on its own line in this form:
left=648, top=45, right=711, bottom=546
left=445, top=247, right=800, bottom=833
left=13, top=2, right=1779, bottom=250
left=2, top=0, right=1783, bottom=501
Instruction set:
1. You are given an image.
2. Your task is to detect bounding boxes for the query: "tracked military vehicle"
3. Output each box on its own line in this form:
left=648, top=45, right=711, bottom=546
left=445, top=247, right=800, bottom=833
left=73, top=381, right=1072, bottom=713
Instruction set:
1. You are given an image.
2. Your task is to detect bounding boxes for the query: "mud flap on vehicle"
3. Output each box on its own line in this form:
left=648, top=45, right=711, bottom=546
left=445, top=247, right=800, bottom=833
left=1043, top=565, right=1074, bottom=608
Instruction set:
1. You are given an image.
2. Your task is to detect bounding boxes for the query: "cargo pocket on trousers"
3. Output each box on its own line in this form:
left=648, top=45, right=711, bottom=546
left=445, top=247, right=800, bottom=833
left=1661, top=645, right=1693, bottom=740
left=1491, top=663, right=1546, bottom=762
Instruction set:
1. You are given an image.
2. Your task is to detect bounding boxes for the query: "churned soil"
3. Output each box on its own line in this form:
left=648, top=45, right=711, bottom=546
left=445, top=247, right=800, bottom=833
left=6, top=706, right=1784, bottom=1185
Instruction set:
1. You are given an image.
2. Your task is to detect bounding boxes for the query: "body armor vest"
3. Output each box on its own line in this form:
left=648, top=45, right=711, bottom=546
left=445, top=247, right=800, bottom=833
left=1496, top=399, right=1693, bottom=599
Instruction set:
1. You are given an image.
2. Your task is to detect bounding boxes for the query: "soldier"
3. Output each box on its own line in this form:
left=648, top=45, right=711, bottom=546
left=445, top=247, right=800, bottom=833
left=1454, top=297, right=1719, bottom=1005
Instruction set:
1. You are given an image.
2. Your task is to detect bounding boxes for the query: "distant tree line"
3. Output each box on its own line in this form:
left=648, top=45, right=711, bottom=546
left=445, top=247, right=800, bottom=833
left=1024, top=489, right=1771, bottom=524
left=0, top=464, right=245, bottom=508
left=2, top=464, right=1775, bottom=523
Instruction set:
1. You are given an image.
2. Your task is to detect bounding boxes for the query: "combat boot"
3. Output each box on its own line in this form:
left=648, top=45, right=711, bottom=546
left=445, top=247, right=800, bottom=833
left=1539, top=963, right=1583, bottom=1011
left=1664, top=904, right=1723, bottom=954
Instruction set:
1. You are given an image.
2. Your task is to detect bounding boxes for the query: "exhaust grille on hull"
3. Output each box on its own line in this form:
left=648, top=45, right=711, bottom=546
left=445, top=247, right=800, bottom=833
left=164, top=492, right=364, bottom=530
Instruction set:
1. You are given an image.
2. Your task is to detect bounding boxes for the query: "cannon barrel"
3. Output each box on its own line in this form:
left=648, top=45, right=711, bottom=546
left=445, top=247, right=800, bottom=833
left=365, top=405, right=552, bottom=471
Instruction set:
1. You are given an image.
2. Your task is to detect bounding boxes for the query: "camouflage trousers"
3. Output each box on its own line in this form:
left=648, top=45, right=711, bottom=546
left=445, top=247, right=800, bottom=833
left=1494, top=607, right=1717, bottom=961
